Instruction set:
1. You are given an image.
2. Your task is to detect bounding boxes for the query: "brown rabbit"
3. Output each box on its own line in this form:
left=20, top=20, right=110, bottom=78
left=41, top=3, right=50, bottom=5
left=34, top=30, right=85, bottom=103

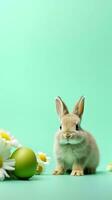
left=53, top=96, right=99, bottom=176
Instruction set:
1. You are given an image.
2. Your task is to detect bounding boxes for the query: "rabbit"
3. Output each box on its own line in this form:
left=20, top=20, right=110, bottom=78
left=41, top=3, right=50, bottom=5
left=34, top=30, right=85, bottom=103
left=53, top=96, right=100, bottom=176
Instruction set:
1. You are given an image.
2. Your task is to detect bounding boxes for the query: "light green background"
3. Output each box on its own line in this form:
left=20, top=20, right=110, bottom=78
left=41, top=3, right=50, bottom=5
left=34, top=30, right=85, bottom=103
left=0, top=0, right=112, bottom=172
left=1, top=0, right=112, bottom=199
left=0, top=0, right=112, bottom=186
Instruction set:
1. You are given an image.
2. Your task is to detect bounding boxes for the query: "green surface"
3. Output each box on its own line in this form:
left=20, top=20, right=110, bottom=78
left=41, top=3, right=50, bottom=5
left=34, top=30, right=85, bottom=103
left=1, top=172, right=112, bottom=200
left=0, top=0, right=112, bottom=199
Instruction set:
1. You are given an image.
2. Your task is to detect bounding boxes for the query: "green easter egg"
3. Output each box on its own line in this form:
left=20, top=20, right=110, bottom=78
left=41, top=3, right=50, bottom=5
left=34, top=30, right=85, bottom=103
left=11, top=147, right=37, bottom=180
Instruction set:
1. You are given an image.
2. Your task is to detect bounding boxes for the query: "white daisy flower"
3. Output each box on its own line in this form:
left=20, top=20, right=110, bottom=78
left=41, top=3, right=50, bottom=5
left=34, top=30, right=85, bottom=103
left=36, top=152, right=50, bottom=175
left=37, top=152, right=50, bottom=165
left=107, top=163, right=112, bottom=171
left=0, top=140, right=15, bottom=181
left=36, top=162, right=45, bottom=175
left=0, top=129, right=22, bottom=148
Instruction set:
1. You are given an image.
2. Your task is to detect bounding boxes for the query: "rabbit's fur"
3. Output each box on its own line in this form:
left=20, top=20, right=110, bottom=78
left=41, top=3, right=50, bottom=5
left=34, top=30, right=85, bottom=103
left=53, top=96, right=99, bottom=176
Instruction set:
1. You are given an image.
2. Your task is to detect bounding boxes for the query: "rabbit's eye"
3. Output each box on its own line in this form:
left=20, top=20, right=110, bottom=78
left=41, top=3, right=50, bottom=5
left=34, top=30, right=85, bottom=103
left=76, top=124, right=79, bottom=131
left=60, top=125, right=62, bottom=130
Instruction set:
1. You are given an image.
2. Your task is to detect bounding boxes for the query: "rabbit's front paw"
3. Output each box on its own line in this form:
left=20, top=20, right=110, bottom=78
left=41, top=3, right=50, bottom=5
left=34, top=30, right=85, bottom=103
left=71, top=168, right=84, bottom=176
left=52, top=167, right=65, bottom=175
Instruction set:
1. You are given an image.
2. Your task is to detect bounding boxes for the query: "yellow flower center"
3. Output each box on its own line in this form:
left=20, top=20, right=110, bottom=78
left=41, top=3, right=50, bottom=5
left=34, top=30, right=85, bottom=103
left=0, top=132, right=11, bottom=141
left=36, top=164, right=44, bottom=173
left=0, top=156, right=3, bottom=168
left=38, top=153, right=47, bottom=162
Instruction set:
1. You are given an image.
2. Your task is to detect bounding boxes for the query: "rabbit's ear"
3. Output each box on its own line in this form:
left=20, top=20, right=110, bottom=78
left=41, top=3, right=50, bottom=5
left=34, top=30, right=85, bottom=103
left=55, top=96, right=69, bottom=119
left=73, top=96, right=85, bottom=117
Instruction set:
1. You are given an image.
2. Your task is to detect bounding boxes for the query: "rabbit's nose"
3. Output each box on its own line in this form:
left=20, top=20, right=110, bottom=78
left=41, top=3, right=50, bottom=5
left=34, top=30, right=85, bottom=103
left=65, top=134, right=71, bottom=139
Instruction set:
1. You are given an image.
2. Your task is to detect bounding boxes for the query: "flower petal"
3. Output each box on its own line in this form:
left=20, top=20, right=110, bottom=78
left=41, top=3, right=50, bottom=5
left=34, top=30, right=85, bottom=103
left=0, top=169, right=5, bottom=181
left=3, top=159, right=15, bottom=166
left=3, top=164, right=15, bottom=171
left=2, top=168, right=10, bottom=178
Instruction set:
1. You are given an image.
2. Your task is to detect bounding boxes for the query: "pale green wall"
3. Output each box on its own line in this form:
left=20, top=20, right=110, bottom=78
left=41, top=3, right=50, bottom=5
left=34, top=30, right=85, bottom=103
left=0, top=0, right=112, bottom=172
